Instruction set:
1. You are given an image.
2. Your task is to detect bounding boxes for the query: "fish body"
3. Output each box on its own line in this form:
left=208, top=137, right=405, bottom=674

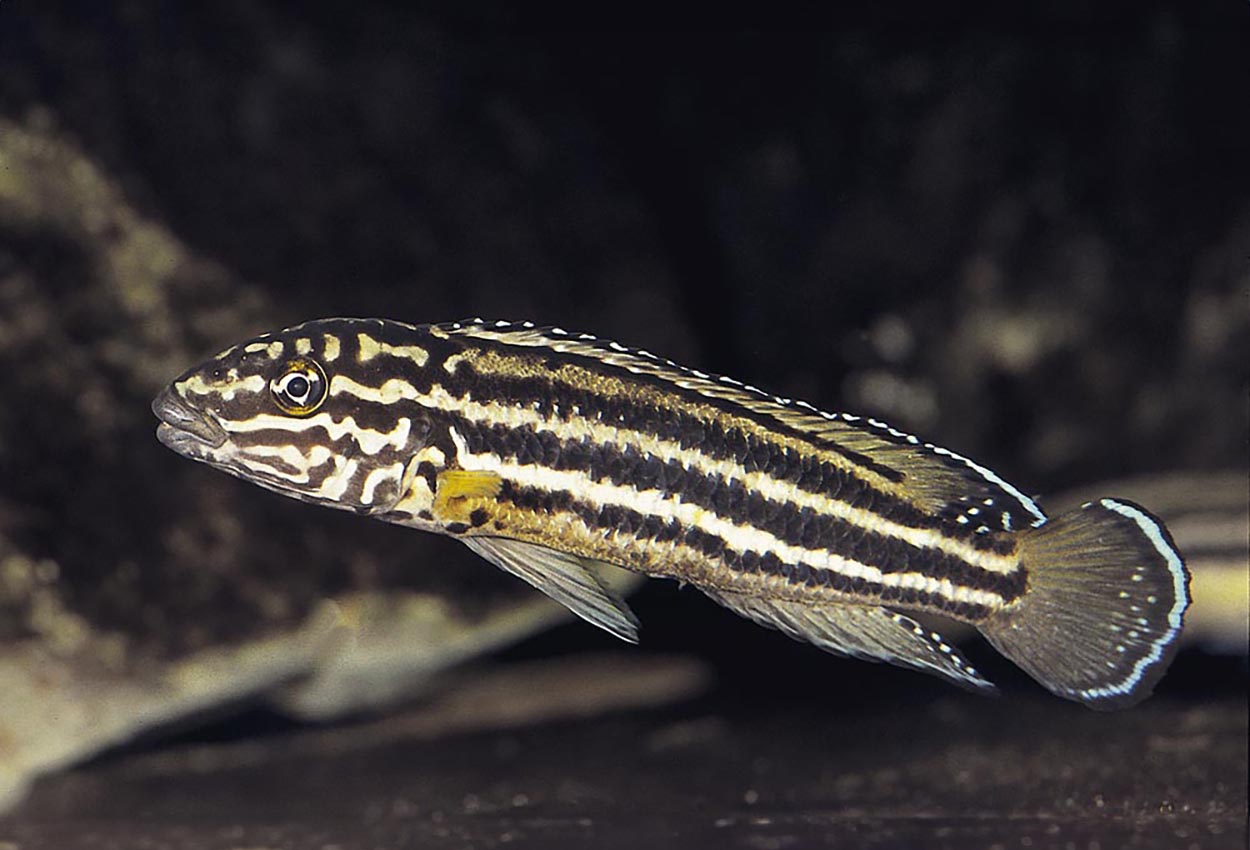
left=153, top=318, right=1190, bottom=708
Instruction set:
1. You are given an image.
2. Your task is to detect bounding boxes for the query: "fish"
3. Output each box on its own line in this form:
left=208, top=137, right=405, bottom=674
left=152, top=317, right=1191, bottom=709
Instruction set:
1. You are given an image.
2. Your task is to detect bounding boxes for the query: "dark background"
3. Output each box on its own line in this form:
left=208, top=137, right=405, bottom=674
left=3, top=2, right=1245, bottom=476
left=0, top=3, right=1246, bottom=846
left=1, top=0, right=1246, bottom=700
left=1, top=0, right=1247, bottom=697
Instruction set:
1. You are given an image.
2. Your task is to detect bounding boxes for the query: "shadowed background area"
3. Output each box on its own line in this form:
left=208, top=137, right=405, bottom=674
left=0, top=3, right=1246, bottom=848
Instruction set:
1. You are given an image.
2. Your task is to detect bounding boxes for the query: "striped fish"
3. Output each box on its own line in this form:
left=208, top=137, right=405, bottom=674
left=152, top=318, right=1190, bottom=709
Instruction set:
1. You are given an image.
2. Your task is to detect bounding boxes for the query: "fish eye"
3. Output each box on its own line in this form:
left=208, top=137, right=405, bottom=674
left=270, top=357, right=327, bottom=416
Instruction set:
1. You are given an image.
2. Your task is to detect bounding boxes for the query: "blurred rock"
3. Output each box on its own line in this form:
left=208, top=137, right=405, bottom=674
left=0, top=114, right=648, bottom=812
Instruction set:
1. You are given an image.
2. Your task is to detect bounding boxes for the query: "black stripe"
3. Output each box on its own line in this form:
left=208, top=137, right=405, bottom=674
left=453, top=326, right=904, bottom=471
left=233, top=423, right=407, bottom=467
left=453, top=337, right=902, bottom=473
left=439, top=345, right=1020, bottom=554
left=448, top=415, right=1025, bottom=602
left=496, top=482, right=996, bottom=621
left=446, top=327, right=1047, bottom=537
left=435, top=358, right=959, bottom=534
left=297, top=319, right=1009, bottom=552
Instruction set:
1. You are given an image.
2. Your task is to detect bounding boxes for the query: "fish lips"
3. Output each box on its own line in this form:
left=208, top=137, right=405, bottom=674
left=152, top=386, right=228, bottom=454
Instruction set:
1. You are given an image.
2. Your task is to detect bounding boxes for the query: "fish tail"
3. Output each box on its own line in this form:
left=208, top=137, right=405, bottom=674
left=979, top=498, right=1190, bottom=709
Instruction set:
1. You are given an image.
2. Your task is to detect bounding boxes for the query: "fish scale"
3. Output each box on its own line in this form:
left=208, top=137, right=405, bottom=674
left=153, top=316, right=1190, bottom=709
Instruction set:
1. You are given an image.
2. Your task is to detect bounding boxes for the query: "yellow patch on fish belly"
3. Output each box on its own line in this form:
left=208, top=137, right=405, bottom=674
left=433, top=470, right=503, bottom=523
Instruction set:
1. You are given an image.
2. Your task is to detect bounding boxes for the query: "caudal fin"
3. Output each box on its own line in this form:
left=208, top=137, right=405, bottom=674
left=979, top=498, right=1190, bottom=710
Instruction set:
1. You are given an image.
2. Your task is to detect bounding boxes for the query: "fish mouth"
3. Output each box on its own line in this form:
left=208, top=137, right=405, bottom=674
left=152, top=386, right=228, bottom=453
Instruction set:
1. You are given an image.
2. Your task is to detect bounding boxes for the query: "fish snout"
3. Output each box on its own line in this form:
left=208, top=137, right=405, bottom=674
left=152, top=386, right=228, bottom=451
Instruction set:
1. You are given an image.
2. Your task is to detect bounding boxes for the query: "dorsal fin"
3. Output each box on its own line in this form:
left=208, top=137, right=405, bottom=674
left=444, top=319, right=1047, bottom=533
left=790, top=414, right=1049, bottom=533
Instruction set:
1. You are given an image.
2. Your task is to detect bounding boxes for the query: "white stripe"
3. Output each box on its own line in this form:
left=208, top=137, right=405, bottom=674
left=316, top=455, right=358, bottom=501
left=224, top=408, right=413, bottom=456
left=323, top=334, right=341, bottom=362
left=232, top=444, right=334, bottom=485
left=237, top=455, right=297, bottom=482
left=241, top=341, right=284, bottom=359
left=330, top=375, right=420, bottom=404
left=360, top=461, right=405, bottom=505
left=448, top=428, right=1006, bottom=609
left=180, top=373, right=266, bottom=399
left=243, top=443, right=333, bottom=475
left=356, top=333, right=429, bottom=366
left=329, top=375, right=1020, bottom=576
left=1076, top=499, right=1189, bottom=700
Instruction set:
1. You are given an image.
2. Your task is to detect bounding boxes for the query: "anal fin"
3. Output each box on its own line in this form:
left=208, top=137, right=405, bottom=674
left=702, top=589, right=996, bottom=693
left=461, top=536, right=641, bottom=643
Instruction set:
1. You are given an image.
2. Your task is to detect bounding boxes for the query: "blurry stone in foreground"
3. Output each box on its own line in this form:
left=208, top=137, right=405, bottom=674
left=0, top=118, right=658, bottom=814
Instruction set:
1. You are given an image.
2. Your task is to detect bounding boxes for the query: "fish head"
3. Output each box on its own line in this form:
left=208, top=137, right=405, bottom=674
left=152, top=318, right=433, bottom=515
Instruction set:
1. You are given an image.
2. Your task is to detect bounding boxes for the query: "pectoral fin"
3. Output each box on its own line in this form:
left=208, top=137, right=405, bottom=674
left=461, top=536, right=641, bottom=643
left=433, top=470, right=503, bottom=523
left=702, top=589, right=996, bottom=693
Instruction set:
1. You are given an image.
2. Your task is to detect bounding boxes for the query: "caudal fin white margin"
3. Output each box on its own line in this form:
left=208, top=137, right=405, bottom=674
left=979, top=499, right=1189, bottom=709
